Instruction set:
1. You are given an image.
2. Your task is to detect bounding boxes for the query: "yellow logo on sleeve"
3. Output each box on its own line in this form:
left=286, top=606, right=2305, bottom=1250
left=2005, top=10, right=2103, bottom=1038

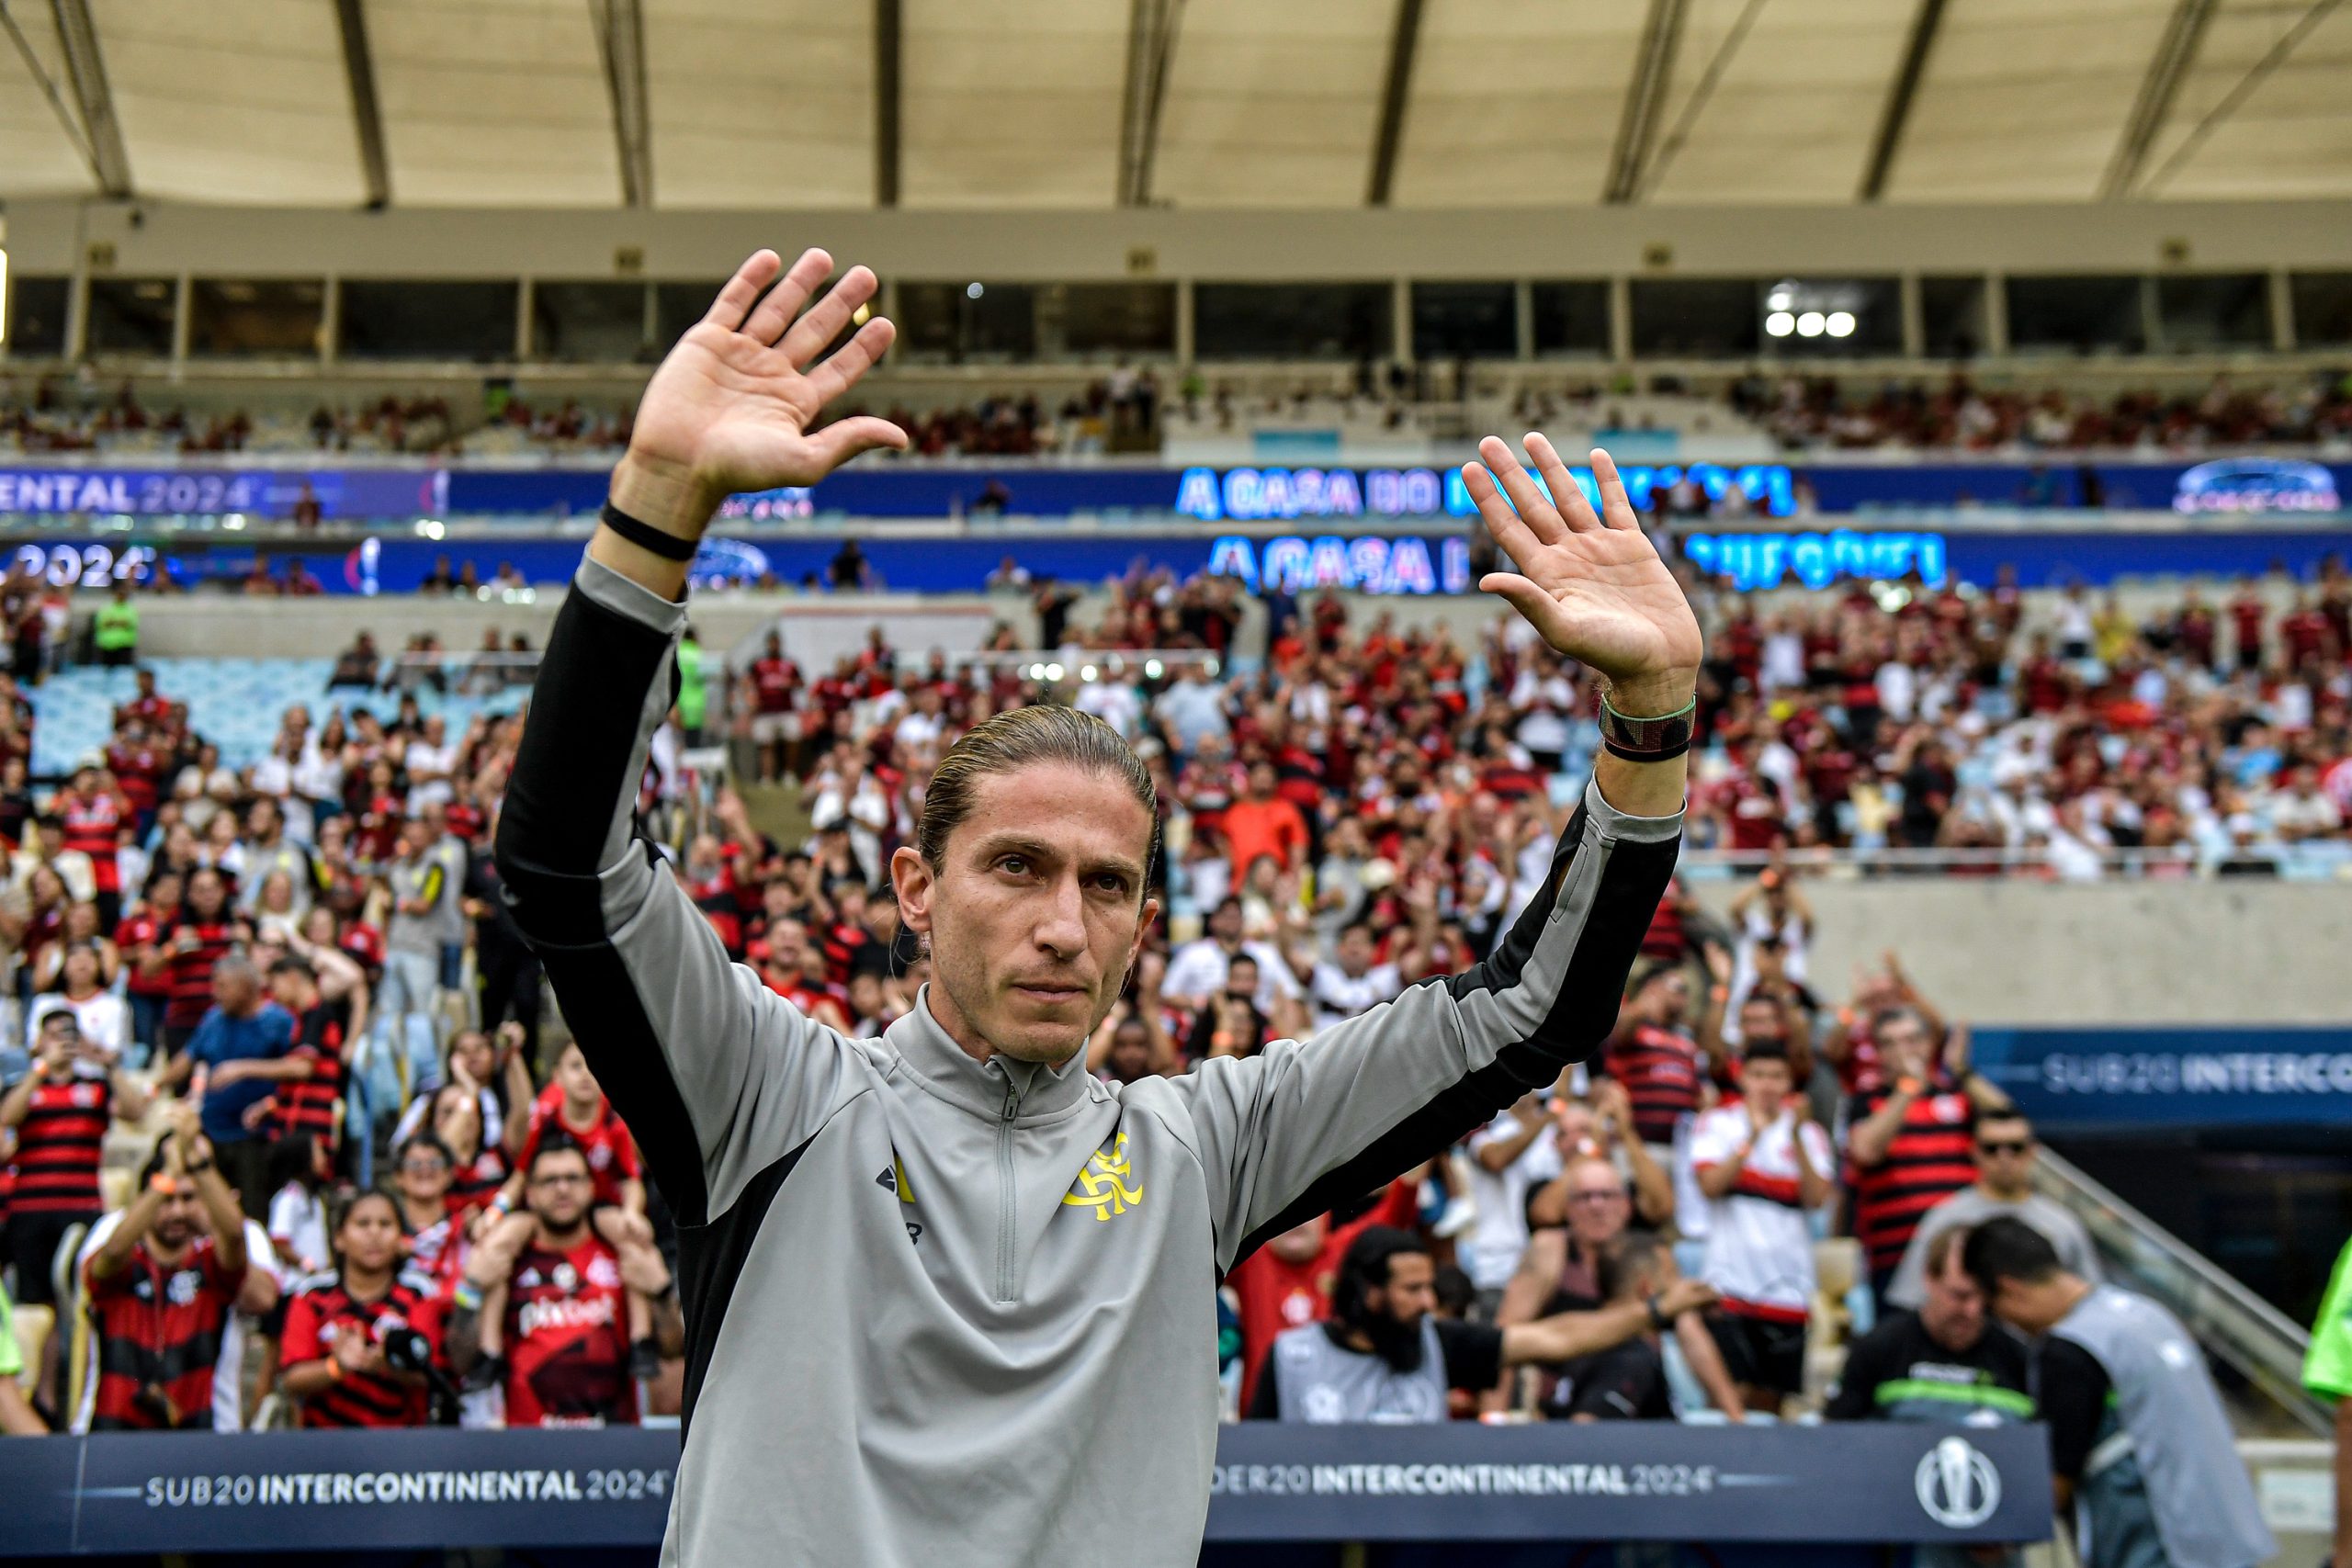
left=1062, top=1131, right=1144, bottom=1221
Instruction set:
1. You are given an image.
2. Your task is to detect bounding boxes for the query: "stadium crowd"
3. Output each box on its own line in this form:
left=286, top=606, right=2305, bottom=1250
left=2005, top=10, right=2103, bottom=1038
left=2, top=538, right=2335, bottom=1450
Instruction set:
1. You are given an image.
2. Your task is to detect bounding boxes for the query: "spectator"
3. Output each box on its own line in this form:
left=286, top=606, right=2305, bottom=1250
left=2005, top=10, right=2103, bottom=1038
left=1690, top=1041, right=1834, bottom=1416
left=1163, top=896, right=1295, bottom=1017
left=159, top=953, right=295, bottom=1221
left=326, top=634, right=379, bottom=692
left=1848, top=1014, right=2012, bottom=1305
left=1967, top=1217, right=2273, bottom=1568
left=1249, top=1226, right=1712, bottom=1422
left=1883, top=1109, right=2099, bottom=1311
left=1462, top=1091, right=1566, bottom=1314
left=445, top=1136, right=682, bottom=1427
left=1221, top=761, right=1308, bottom=880
left=158, top=866, right=243, bottom=1061
left=1502, top=1155, right=1743, bottom=1418
left=28, top=940, right=131, bottom=1059
left=1536, top=1233, right=1706, bottom=1421
left=80, top=1108, right=251, bottom=1430
left=381, top=816, right=451, bottom=1087
left=276, top=1190, right=439, bottom=1427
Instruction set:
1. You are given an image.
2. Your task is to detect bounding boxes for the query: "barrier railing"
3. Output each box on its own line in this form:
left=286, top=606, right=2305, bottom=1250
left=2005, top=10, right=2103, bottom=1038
left=2031, top=1145, right=2331, bottom=1437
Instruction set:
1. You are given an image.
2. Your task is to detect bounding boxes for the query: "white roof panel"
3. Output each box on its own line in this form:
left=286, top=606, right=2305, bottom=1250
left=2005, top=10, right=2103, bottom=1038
left=648, top=0, right=872, bottom=209
left=1152, top=0, right=1390, bottom=208
left=900, top=0, right=1125, bottom=207
left=0, top=6, right=98, bottom=197
left=2139, top=0, right=2352, bottom=199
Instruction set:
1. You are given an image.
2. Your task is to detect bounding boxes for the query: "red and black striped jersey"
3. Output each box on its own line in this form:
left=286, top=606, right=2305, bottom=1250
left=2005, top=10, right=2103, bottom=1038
left=518, top=1086, right=640, bottom=1211
left=8, top=1072, right=110, bottom=1213
left=1602, top=1023, right=1706, bottom=1145
left=60, top=794, right=123, bottom=892
left=447, top=1145, right=511, bottom=1215
left=1847, top=1084, right=1978, bottom=1273
left=277, top=1268, right=437, bottom=1427
left=269, top=1002, right=349, bottom=1146
left=85, top=1233, right=243, bottom=1430
left=164, top=917, right=238, bottom=1029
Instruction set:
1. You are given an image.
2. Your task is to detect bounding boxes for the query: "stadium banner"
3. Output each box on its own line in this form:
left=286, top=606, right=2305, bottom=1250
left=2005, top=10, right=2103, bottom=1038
left=1973, top=1027, right=2352, bottom=1128
left=0, top=1422, right=2051, bottom=1554
left=5, top=457, right=2348, bottom=524
left=17, top=520, right=2350, bottom=597
left=0, top=465, right=442, bottom=520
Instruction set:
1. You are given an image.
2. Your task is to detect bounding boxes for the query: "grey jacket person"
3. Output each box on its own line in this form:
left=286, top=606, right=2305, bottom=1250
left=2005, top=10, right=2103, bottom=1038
left=493, top=558, right=1684, bottom=1568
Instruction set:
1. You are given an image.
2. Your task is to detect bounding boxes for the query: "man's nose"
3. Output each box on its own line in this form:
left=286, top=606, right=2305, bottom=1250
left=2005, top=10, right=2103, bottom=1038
left=1035, top=875, right=1088, bottom=957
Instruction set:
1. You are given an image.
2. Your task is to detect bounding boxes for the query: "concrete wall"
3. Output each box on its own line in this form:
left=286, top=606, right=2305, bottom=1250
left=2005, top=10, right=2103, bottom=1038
left=11, top=196, right=2351, bottom=278
left=121, top=591, right=1001, bottom=667
left=1687, top=878, right=2352, bottom=1025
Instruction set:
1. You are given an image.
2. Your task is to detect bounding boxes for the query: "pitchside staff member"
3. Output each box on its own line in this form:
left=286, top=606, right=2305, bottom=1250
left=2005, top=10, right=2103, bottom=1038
left=1967, top=1217, right=2273, bottom=1568
left=493, top=247, right=1702, bottom=1568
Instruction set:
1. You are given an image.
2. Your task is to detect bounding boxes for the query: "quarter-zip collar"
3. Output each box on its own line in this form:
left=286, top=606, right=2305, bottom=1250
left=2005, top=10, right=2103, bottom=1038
left=887, top=985, right=1093, bottom=1123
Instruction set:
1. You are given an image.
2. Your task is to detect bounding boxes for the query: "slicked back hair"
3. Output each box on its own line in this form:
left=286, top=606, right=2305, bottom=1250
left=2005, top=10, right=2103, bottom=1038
left=915, top=705, right=1159, bottom=889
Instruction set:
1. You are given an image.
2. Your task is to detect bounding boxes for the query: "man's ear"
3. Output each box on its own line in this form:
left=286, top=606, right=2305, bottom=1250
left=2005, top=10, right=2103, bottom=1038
left=1128, top=895, right=1161, bottom=979
left=890, top=845, right=933, bottom=936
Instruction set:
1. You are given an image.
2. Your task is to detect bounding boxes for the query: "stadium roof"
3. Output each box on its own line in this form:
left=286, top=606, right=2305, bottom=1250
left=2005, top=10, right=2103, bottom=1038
left=1, top=0, right=2346, bottom=210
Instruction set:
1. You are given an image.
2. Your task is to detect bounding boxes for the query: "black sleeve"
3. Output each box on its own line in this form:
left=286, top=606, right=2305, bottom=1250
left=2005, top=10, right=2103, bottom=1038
left=1824, top=1321, right=1896, bottom=1421
left=1561, top=1339, right=1664, bottom=1420
left=1246, top=1348, right=1282, bottom=1420
left=2037, top=1337, right=2111, bottom=1481
left=1433, top=1319, right=1507, bottom=1393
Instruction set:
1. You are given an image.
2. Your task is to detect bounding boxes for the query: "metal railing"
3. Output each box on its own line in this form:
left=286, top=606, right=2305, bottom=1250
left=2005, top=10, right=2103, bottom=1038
left=1680, top=843, right=2350, bottom=881
left=2031, top=1145, right=2330, bottom=1437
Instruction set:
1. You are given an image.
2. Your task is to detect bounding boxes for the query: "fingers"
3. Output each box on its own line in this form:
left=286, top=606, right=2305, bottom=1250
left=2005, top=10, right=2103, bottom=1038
left=740, top=247, right=836, bottom=344
left=806, top=414, right=910, bottom=470
left=778, top=265, right=880, bottom=368
left=703, top=250, right=786, bottom=331
left=802, top=315, right=901, bottom=406
left=1523, top=434, right=1604, bottom=534
left=1460, top=462, right=1546, bottom=568
left=1476, top=436, right=1566, bottom=546
left=1589, top=447, right=1642, bottom=530
left=1477, top=571, right=1551, bottom=633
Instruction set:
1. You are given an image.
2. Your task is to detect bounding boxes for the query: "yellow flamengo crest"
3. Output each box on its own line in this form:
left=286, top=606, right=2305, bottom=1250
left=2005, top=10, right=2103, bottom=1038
left=1062, top=1131, right=1144, bottom=1221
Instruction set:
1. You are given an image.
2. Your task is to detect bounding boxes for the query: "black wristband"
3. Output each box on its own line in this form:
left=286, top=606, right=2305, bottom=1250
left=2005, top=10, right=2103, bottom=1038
left=1645, top=1292, right=1669, bottom=1333
left=599, top=501, right=699, bottom=562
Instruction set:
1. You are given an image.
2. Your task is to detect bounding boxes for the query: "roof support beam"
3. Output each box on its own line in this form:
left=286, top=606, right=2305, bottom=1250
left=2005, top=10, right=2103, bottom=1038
left=2100, top=0, right=2219, bottom=198
left=589, top=0, right=653, bottom=209
left=1603, top=0, right=1685, bottom=203
left=1365, top=0, right=1425, bottom=206
left=874, top=0, right=900, bottom=206
left=46, top=0, right=130, bottom=197
left=2141, top=0, right=2340, bottom=195
left=1115, top=0, right=1183, bottom=207
left=332, top=0, right=390, bottom=209
left=1859, top=0, right=1948, bottom=201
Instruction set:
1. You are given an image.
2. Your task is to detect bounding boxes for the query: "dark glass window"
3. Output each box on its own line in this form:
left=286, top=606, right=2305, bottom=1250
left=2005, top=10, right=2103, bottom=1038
left=898, top=281, right=1036, bottom=361
left=4, top=276, right=71, bottom=356
left=532, top=281, right=650, bottom=362
left=2154, top=274, right=2270, bottom=351
left=86, top=278, right=176, bottom=357
left=189, top=279, right=325, bottom=358
left=339, top=280, right=518, bottom=361
left=2005, top=276, right=2146, bottom=355
left=653, top=281, right=729, bottom=350
left=1041, top=282, right=1175, bottom=356
left=2290, top=273, right=2352, bottom=347
left=1531, top=281, right=1610, bottom=357
left=1193, top=283, right=1391, bottom=360
left=1628, top=279, right=1758, bottom=357
left=1920, top=276, right=1987, bottom=358
left=1411, top=282, right=1517, bottom=359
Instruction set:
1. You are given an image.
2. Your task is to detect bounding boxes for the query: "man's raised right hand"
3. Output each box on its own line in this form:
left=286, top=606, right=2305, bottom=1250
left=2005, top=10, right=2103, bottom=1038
left=609, top=248, right=907, bottom=542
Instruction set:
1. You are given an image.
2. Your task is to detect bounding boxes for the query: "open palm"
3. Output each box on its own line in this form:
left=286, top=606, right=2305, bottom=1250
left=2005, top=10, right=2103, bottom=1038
left=1463, top=434, right=1703, bottom=692
left=629, top=248, right=906, bottom=507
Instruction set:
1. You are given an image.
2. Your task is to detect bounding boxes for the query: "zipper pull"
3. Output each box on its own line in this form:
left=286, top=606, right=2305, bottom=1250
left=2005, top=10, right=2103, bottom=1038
left=1001, top=1084, right=1019, bottom=1122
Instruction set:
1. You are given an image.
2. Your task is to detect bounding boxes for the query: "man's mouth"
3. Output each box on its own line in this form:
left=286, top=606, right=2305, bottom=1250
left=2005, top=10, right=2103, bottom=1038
left=1012, top=981, right=1085, bottom=1002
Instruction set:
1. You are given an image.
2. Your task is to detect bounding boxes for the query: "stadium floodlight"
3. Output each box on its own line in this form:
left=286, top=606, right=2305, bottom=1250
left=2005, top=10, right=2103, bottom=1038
left=966, top=282, right=984, bottom=299
left=1826, top=311, right=1857, bottom=338
left=1025, top=662, right=1045, bottom=680
left=1765, top=311, right=1795, bottom=338
left=1045, top=662, right=1065, bottom=681
left=1796, top=311, right=1826, bottom=337
left=1766, top=286, right=1793, bottom=311
left=1080, top=664, right=1098, bottom=682
left=1144, top=659, right=1163, bottom=678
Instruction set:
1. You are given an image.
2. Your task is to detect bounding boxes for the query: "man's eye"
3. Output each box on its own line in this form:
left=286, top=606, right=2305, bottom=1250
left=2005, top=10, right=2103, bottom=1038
left=999, top=856, right=1030, bottom=876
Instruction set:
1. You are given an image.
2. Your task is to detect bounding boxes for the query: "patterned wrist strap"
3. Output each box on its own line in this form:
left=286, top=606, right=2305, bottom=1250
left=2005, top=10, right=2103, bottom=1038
left=600, top=500, right=699, bottom=562
left=1599, top=692, right=1696, bottom=762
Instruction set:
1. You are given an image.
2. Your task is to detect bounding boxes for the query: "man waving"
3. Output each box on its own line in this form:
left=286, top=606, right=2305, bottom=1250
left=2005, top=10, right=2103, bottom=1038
left=493, top=248, right=1702, bottom=1568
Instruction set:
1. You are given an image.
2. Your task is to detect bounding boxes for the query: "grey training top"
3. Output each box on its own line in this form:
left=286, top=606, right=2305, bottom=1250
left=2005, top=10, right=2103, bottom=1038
left=493, top=558, right=1684, bottom=1568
